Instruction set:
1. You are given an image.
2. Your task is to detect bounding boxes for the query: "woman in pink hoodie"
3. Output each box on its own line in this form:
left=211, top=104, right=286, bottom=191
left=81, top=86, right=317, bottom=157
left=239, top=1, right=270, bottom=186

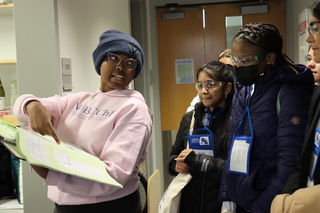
left=13, top=29, right=152, bottom=213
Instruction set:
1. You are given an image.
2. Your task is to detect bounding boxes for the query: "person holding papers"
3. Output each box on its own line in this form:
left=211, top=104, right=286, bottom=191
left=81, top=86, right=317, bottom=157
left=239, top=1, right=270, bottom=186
left=13, top=29, right=152, bottom=213
left=218, top=22, right=314, bottom=213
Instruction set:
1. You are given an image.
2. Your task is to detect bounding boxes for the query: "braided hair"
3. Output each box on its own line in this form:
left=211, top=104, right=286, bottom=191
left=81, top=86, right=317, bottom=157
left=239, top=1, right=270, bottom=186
left=233, top=22, right=297, bottom=73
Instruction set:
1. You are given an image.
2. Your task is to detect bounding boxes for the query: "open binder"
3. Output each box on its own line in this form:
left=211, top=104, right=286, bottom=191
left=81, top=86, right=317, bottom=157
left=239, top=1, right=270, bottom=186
left=0, top=119, right=122, bottom=188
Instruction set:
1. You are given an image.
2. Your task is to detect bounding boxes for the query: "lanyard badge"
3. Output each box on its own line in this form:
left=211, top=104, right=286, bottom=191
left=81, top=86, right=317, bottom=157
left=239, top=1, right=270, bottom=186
left=228, top=86, right=254, bottom=175
left=188, top=125, right=215, bottom=157
left=309, top=127, right=320, bottom=181
left=228, top=135, right=252, bottom=175
left=187, top=108, right=226, bottom=157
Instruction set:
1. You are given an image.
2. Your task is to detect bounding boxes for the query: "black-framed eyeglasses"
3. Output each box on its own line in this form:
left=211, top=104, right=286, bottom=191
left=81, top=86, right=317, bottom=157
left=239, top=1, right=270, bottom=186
left=308, top=21, right=320, bottom=38
left=195, top=80, right=225, bottom=91
left=106, top=53, right=138, bottom=70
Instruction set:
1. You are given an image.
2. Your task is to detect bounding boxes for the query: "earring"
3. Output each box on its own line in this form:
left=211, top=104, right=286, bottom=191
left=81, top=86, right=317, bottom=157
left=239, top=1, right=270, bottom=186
left=225, top=94, right=227, bottom=98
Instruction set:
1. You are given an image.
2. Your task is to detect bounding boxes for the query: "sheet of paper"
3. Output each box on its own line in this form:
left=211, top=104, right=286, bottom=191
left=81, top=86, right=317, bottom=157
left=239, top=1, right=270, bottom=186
left=0, top=119, right=17, bottom=140
left=229, top=138, right=250, bottom=174
left=15, top=128, right=122, bottom=188
left=175, top=59, right=195, bottom=84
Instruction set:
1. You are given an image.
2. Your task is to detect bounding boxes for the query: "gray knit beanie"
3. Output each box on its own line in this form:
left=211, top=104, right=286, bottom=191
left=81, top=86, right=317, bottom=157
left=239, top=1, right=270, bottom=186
left=92, top=29, right=144, bottom=79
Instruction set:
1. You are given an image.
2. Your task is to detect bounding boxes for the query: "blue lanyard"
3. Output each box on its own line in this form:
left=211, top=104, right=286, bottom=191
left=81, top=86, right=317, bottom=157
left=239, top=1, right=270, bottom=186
left=234, top=86, right=254, bottom=138
left=206, top=107, right=226, bottom=127
left=190, top=107, right=226, bottom=136
left=189, top=122, right=213, bottom=136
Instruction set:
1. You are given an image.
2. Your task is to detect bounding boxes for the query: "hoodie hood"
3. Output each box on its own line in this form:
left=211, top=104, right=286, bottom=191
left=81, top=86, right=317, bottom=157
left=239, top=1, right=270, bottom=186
left=274, top=64, right=314, bottom=95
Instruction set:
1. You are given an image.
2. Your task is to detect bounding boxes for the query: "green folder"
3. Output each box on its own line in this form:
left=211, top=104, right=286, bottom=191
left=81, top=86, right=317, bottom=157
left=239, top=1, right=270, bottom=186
left=0, top=120, right=122, bottom=188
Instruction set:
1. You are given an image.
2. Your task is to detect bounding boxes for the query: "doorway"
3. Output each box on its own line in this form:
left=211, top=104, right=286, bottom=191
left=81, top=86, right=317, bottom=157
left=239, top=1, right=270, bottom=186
left=157, top=0, right=287, bottom=188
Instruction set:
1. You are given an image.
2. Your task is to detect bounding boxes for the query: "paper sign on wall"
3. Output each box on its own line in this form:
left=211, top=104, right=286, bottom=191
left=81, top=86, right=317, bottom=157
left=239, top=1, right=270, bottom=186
left=175, top=59, right=194, bottom=84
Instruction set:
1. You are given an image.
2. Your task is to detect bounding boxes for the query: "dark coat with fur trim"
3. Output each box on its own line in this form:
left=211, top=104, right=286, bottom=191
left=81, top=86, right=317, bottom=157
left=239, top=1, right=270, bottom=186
left=219, top=64, right=314, bottom=213
left=166, top=102, right=230, bottom=213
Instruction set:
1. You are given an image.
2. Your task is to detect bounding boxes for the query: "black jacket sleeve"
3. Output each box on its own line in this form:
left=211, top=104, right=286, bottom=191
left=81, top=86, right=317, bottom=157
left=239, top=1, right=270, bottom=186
left=166, top=112, right=192, bottom=176
left=283, top=87, right=320, bottom=194
left=282, top=156, right=302, bottom=194
left=185, top=151, right=225, bottom=179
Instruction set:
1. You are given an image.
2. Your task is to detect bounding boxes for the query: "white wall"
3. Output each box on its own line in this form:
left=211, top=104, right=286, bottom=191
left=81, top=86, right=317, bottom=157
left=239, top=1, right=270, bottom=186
left=14, top=0, right=61, bottom=98
left=58, top=0, right=131, bottom=95
left=0, top=15, right=16, bottom=60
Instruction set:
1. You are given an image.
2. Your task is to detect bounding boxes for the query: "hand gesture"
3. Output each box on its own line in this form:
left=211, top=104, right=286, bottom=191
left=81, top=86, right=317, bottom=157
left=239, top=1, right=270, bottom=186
left=175, top=149, right=193, bottom=174
left=26, top=101, right=60, bottom=144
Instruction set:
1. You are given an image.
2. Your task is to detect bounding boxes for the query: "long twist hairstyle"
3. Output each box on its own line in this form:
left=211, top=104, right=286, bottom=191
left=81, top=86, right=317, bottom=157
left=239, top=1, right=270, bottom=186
left=233, top=22, right=297, bottom=73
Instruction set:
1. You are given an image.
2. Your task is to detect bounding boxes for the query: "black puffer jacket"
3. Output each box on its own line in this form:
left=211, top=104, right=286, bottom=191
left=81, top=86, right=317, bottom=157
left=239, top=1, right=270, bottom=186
left=219, top=64, right=313, bottom=213
left=283, top=86, right=320, bottom=194
left=166, top=102, right=230, bottom=213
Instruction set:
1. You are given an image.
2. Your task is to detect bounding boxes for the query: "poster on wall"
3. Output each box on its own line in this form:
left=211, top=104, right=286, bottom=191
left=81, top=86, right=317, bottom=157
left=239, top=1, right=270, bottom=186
left=175, top=59, right=194, bottom=84
left=298, top=8, right=310, bottom=64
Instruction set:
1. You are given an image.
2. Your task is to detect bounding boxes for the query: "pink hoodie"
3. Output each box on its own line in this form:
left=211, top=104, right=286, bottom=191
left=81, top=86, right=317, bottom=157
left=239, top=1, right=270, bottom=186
left=13, top=89, right=152, bottom=205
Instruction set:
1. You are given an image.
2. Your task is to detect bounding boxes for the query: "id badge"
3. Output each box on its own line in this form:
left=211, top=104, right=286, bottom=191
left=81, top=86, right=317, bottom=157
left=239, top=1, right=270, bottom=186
left=309, top=127, right=320, bottom=181
left=188, top=133, right=214, bottom=156
left=228, top=135, right=252, bottom=175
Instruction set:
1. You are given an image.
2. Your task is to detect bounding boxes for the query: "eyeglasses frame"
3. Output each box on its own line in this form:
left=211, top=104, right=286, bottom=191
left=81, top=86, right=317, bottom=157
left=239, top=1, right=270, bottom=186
left=195, top=80, right=225, bottom=91
left=106, top=53, right=139, bottom=70
left=230, top=53, right=268, bottom=66
left=308, top=21, right=320, bottom=38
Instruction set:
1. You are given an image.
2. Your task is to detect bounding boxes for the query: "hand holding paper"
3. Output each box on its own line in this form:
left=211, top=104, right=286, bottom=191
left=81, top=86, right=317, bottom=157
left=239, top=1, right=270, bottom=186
left=26, top=101, right=60, bottom=144
left=0, top=120, right=122, bottom=188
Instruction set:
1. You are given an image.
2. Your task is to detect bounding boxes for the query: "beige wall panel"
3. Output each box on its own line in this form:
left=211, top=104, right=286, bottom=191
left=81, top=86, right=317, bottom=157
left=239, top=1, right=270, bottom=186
left=204, top=3, right=240, bottom=61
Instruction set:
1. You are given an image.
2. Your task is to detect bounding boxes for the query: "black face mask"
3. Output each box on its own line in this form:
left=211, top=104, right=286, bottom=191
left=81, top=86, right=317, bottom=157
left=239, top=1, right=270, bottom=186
left=235, top=60, right=265, bottom=86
